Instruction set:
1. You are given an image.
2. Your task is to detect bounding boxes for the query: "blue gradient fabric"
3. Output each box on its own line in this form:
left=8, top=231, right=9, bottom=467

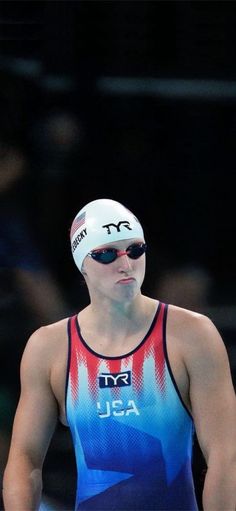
left=66, top=302, right=198, bottom=510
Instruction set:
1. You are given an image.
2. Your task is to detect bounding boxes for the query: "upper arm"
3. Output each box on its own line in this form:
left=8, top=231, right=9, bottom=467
left=7, top=329, right=58, bottom=469
left=186, top=315, right=236, bottom=463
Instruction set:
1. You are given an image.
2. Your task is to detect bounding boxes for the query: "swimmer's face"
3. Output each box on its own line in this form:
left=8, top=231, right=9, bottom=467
left=82, top=238, right=146, bottom=304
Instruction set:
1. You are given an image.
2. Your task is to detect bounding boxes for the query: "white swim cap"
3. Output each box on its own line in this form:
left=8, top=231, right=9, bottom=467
left=70, top=198, right=145, bottom=271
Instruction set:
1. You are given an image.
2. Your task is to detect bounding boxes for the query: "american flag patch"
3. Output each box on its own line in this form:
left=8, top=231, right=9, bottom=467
left=70, top=212, right=86, bottom=239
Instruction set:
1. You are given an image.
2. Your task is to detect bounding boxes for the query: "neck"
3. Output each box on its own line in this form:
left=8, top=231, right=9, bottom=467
left=78, top=295, right=158, bottom=356
left=81, top=294, right=157, bottom=338
left=92, top=292, right=143, bottom=323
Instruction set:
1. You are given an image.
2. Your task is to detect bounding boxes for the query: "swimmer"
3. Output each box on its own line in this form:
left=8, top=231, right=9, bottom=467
left=3, top=199, right=236, bottom=510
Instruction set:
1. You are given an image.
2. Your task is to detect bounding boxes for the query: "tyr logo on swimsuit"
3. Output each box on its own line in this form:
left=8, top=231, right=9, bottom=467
left=99, top=371, right=131, bottom=388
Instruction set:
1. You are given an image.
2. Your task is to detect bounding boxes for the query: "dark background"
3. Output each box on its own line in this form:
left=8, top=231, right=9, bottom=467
left=1, top=1, right=236, bottom=295
left=0, top=2, right=236, bottom=510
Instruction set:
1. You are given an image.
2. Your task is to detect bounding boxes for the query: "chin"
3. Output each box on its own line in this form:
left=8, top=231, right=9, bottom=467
left=115, top=284, right=141, bottom=303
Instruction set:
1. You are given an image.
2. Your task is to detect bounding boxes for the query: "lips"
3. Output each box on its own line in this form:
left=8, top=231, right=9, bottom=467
left=117, top=277, right=135, bottom=284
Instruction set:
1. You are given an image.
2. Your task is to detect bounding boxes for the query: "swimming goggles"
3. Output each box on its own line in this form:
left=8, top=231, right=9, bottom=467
left=87, top=242, right=147, bottom=264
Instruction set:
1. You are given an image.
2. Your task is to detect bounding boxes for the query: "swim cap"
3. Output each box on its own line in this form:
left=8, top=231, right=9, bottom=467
left=70, top=198, right=145, bottom=271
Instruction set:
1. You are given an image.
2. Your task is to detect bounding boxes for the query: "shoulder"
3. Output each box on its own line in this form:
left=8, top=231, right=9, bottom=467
left=167, top=304, right=230, bottom=374
left=21, top=317, right=70, bottom=375
left=167, top=303, right=221, bottom=340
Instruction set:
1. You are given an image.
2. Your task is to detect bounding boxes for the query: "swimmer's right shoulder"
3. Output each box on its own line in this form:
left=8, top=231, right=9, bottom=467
left=22, top=317, right=70, bottom=366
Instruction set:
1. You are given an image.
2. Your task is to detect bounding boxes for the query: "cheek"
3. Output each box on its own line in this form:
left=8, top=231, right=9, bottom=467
left=134, top=257, right=146, bottom=284
left=84, top=261, right=111, bottom=284
left=138, top=255, right=146, bottom=272
left=140, top=261, right=146, bottom=282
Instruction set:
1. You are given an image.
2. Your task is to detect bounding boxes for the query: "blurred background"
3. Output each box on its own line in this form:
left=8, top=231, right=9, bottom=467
left=0, top=1, right=236, bottom=510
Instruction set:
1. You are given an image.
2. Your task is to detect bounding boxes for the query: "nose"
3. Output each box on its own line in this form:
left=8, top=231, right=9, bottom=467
left=117, top=251, right=132, bottom=271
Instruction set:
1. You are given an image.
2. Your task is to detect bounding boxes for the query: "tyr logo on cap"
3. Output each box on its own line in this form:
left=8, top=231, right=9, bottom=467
left=102, top=220, right=132, bottom=235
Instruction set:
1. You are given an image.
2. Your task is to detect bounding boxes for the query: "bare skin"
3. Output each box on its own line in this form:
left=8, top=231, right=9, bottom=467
left=3, top=240, right=236, bottom=510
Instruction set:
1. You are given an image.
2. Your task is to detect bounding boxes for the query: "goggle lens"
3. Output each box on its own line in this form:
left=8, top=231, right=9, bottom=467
left=88, top=243, right=147, bottom=264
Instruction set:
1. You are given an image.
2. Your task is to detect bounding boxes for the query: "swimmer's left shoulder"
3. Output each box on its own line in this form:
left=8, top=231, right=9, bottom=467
left=167, top=303, right=222, bottom=348
left=167, top=303, right=208, bottom=325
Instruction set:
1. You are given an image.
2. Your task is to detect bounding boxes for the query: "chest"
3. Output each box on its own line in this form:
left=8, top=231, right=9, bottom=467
left=50, top=318, right=191, bottom=425
left=66, top=336, right=189, bottom=424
